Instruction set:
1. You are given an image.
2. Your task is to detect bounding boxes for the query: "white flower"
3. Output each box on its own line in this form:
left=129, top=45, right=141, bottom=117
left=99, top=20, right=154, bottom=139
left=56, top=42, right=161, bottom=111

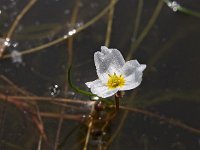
left=85, top=46, right=146, bottom=98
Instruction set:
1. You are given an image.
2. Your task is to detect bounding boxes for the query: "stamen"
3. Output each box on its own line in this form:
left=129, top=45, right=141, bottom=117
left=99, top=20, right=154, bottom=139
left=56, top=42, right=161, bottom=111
left=106, top=73, right=125, bottom=89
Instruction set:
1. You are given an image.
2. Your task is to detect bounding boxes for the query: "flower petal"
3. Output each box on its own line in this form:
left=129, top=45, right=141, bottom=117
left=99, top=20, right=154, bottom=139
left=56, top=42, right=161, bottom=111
left=86, top=79, right=118, bottom=98
left=94, top=46, right=125, bottom=83
left=120, top=60, right=146, bottom=90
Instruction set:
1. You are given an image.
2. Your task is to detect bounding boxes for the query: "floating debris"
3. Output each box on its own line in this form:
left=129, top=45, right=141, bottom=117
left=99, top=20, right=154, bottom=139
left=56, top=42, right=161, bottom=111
left=11, top=50, right=23, bottom=64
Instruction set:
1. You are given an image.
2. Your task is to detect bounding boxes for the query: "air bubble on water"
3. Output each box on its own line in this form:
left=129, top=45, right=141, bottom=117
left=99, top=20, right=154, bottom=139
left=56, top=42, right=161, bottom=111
left=1, top=38, right=19, bottom=51
left=167, top=1, right=180, bottom=12
left=68, top=29, right=76, bottom=36
left=4, top=38, right=11, bottom=46
left=0, top=38, right=10, bottom=55
left=49, top=84, right=61, bottom=97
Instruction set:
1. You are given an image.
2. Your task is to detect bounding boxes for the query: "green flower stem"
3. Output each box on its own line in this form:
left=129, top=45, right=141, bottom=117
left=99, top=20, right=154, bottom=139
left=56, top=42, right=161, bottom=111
left=68, top=66, right=96, bottom=97
left=68, top=66, right=117, bottom=105
left=68, top=66, right=121, bottom=106
left=115, top=95, right=119, bottom=111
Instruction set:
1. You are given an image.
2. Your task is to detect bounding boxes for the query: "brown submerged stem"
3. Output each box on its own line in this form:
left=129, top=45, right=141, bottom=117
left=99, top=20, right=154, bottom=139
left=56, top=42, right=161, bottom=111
left=105, top=0, right=116, bottom=47
left=6, top=0, right=37, bottom=39
left=115, top=91, right=123, bottom=111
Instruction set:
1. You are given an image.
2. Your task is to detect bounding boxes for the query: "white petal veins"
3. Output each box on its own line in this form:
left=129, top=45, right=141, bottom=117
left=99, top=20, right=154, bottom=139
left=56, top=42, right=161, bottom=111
left=138, top=64, right=146, bottom=72
left=120, top=72, right=141, bottom=91
left=94, top=46, right=125, bottom=82
left=86, top=79, right=118, bottom=98
left=121, top=60, right=140, bottom=77
left=120, top=61, right=146, bottom=91
left=101, top=46, right=112, bottom=54
left=85, top=79, right=100, bottom=88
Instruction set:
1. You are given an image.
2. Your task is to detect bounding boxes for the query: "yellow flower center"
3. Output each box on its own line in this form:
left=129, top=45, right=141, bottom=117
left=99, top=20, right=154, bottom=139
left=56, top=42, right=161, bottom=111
left=106, top=73, right=125, bottom=89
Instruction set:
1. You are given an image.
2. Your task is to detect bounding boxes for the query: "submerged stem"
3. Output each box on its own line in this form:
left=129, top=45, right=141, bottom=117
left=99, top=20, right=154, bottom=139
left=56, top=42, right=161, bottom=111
left=105, top=0, right=116, bottom=47
left=2, top=0, right=118, bottom=59
left=131, top=0, right=143, bottom=43
left=115, top=91, right=122, bottom=111
left=178, top=6, right=200, bottom=18
left=83, top=103, right=95, bottom=150
left=127, top=0, right=164, bottom=60
left=6, top=0, right=37, bottom=39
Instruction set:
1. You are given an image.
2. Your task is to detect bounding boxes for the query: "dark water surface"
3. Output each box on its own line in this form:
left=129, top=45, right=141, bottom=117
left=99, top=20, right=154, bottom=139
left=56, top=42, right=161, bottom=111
left=0, top=0, right=200, bottom=150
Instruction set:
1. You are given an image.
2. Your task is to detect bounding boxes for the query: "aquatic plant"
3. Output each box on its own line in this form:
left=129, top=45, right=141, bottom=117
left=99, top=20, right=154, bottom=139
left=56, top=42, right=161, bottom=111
left=0, top=0, right=200, bottom=150
left=85, top=46, right=146, bottom=98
